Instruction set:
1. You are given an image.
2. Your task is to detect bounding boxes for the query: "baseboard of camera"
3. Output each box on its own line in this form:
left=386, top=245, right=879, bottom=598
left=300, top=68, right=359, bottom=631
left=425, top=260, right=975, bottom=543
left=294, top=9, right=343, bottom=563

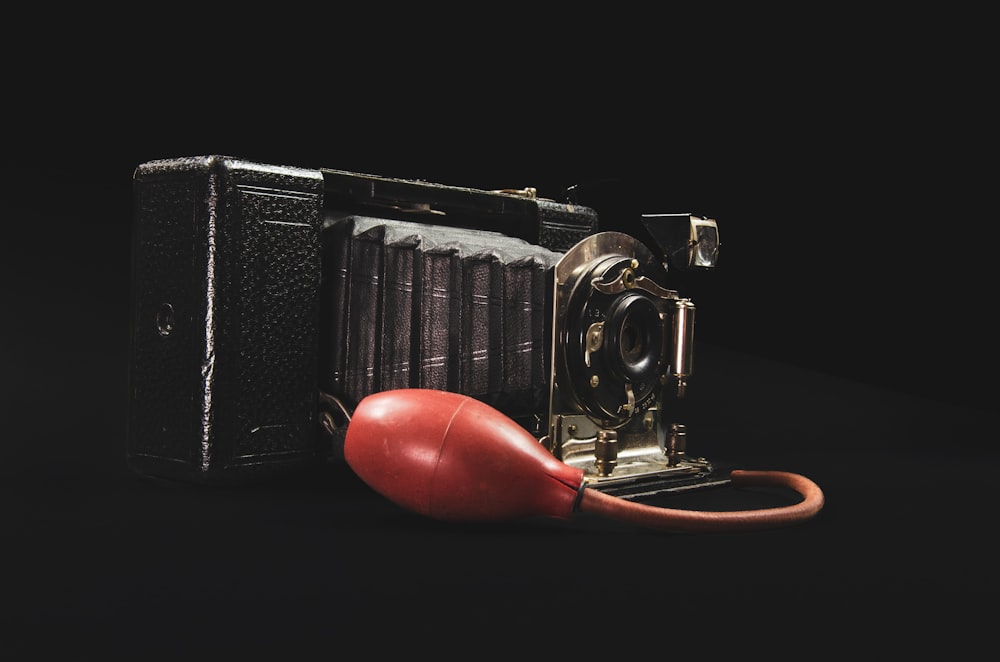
left=590, top=461, right=738, bottom=500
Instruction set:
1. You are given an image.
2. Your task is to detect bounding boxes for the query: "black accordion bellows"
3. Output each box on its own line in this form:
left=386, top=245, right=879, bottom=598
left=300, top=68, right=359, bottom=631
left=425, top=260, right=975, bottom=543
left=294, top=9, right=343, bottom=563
left=320, top=216, right=563, bottom=433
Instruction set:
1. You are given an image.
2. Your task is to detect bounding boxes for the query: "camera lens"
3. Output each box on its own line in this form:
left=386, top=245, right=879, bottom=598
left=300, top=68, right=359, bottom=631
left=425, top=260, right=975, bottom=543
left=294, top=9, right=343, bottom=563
left=606, top=294, right=662, bottom=385
left=557, top=234, right=673, bottom=426
left=566, top=285, right=667, bottom=423
left=621, top=321, right=643, bottom=361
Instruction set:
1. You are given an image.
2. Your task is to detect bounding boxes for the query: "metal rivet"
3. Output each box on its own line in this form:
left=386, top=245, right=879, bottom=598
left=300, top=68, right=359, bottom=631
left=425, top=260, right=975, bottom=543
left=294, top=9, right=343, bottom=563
left=156, top=303, right=175, bottom=337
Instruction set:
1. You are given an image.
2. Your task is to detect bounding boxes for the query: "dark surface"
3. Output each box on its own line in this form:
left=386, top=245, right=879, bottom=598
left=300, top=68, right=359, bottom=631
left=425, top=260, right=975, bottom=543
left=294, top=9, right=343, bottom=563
left=3, top=19, right=995, bottom=655
left=4, top=337, right=995, bottom=655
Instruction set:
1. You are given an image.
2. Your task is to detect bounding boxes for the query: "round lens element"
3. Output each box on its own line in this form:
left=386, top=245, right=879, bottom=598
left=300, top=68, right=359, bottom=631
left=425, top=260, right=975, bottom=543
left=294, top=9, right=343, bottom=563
left=694, top=225, right=719, bottom=267
left=606, top=294, right=662, bottom=385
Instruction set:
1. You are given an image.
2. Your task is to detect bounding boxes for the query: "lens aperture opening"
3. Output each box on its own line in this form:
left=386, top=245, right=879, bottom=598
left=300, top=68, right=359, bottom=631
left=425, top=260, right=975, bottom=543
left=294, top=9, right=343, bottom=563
left=607, top=294, right=662, bottom=385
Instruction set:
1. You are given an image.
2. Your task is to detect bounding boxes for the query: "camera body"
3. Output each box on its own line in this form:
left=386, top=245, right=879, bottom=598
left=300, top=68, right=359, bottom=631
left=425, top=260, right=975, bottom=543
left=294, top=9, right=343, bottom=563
left=127, top=156, right=721, bottom=497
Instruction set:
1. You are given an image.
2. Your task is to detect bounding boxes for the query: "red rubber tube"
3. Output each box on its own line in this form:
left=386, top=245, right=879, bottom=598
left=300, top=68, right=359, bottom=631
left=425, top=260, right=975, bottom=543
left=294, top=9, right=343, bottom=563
left=579, top=469, right=825, bottom=533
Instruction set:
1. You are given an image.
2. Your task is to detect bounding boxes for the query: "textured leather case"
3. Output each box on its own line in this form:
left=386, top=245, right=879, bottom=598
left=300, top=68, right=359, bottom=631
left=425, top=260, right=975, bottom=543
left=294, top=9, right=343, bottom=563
left=319, top=217, right=560, bottom=434
left=319, top=168, right=597, bottom=252
left=128, top=157, right=598, bottom=483
left=127, top=156, right=324, bottom=483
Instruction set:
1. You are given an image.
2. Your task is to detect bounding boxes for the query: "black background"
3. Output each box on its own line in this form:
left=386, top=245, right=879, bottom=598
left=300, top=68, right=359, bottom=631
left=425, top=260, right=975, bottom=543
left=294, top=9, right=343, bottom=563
left=5, top=17, right=992, bottom=417
left=3, top=13, right=995, bottom=656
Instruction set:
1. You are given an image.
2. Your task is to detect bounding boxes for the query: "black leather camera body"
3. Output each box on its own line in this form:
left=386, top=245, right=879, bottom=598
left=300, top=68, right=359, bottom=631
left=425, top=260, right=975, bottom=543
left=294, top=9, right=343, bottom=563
left=127, top=156, right=721, bottom=497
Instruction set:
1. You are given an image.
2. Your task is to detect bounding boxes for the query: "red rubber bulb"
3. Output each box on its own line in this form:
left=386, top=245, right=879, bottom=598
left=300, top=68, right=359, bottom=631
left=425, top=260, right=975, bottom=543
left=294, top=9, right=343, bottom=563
left=343, top=389, right=585, bottom=522
left=344, top=389, right=825, bottom=532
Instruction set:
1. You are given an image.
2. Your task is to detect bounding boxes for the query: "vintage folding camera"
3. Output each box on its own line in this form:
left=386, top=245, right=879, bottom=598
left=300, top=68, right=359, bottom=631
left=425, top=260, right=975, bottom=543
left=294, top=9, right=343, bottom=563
left=127, top=155, right=722, bottom=498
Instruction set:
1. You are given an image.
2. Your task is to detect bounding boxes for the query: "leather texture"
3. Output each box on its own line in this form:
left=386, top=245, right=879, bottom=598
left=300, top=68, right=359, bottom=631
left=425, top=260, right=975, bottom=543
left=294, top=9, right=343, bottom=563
left=320, top=217, right=562, bottom=434
left=129, top=158, right=599, bottom=483
left=128, top=156, right=324, bottom=483
left=536, top=197, right=599, bottom=251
